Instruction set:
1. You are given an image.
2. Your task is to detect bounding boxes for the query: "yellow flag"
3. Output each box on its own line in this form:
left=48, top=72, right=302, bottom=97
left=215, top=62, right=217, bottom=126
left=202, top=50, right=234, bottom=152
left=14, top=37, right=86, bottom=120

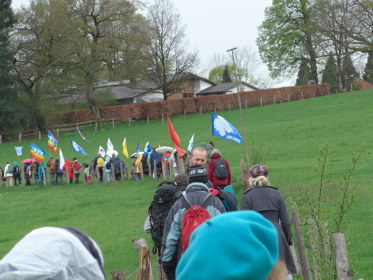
left=122, top=137, right=129, bottom=158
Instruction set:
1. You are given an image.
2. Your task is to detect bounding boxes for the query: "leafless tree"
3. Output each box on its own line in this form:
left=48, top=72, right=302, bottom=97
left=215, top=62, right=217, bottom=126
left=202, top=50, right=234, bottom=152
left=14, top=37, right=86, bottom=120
left=145, top=0, right=198, bottom=100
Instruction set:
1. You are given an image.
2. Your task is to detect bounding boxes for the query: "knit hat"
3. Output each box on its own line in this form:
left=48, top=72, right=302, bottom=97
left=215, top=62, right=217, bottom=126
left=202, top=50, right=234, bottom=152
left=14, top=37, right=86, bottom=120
left=176, top=211, right=279, bottom=280
left=188, top=166, right=208, bottom=184
left=249, top=164, right=269, bottom=178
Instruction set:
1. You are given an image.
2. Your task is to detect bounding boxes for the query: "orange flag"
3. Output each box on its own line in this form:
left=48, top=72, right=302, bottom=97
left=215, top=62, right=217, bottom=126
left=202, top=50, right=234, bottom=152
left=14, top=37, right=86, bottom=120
left=167, top=116, right=186, bottom=157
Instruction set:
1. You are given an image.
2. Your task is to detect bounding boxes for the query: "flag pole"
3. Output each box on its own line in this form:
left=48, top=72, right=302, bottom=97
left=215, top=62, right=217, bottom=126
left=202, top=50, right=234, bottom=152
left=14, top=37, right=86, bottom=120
left=227, top=47, right=250, bottom=165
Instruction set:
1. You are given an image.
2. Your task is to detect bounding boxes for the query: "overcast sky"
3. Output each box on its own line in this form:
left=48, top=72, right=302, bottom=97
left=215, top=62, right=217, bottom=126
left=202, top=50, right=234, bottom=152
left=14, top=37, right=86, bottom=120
left=11, top=0, right=283, bottom=84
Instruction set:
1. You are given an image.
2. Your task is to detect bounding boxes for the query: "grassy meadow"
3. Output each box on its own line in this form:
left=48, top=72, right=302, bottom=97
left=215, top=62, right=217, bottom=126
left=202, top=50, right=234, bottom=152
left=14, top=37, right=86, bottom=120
left=0, top=90, right=372, bottom=279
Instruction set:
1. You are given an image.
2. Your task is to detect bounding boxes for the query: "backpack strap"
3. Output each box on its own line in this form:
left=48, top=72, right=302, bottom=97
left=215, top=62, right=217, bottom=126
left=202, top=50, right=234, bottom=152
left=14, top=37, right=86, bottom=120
left=182, top=193, right=213, bottom=210
left=181, top=193, right=192, bottom=210
left=200, top=194, right=213, bottom=209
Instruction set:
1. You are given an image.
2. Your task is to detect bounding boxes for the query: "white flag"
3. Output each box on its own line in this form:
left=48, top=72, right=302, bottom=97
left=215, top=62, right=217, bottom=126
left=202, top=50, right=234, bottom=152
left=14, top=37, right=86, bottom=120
left=15, top=146, right=23, bottom=156
left=107, top=138, right=114, bottom=150
left=98, top=146, right=106, bottom=158
left=59, top=149, right=65, bottom=169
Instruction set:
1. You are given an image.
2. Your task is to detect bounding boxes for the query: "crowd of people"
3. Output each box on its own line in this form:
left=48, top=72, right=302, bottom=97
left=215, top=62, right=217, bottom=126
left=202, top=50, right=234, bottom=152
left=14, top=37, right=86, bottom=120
left=146, top=146, right=296, bottom=280
left=0, top=144, right=296, bottom=280
left=0, top=152, right=130, bottom=187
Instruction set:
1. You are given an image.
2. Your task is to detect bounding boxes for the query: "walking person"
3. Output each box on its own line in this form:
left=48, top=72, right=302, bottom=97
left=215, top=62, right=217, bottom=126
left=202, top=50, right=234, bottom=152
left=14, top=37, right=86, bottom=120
left=241, top=164, right=297, bottom=279
left=161, top=166, right=226, bottom=280
left=207, top=149, right=231, bottom=187
left=13, top=162, right=22, bottom=186
left=38, top=162, right=48, bottom=186
left=72, top=158, right=81, bottom=184
left=55, top=159, right=64, bottom=185
left=4, top=162, right=14, bottom=187
left=47, top=156, right=56, bottom=185
left=24, top=163, right=32, bottom=186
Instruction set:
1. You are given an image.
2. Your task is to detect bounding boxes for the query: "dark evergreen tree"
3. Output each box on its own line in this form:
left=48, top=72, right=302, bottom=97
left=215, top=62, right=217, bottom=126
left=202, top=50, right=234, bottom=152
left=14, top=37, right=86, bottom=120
left=0, top=0, right=17, bottom=135
left=363, top=51, right=373, bottom=84
left=342, top=55, right=359, bottom=91
left=322, top=53, right=339, bottom=92
left=296, top=59, right=313, bottom=85
left=222, top=65, right=232, bottom=83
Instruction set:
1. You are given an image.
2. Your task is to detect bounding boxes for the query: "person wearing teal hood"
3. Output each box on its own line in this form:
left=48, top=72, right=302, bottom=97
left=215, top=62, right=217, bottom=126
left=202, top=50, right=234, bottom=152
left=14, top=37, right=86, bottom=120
left=13, top=162, right=22, bottom=186
left=38, top=162, right=48, bottom=185
left=176, top=211, right=287, bottom=280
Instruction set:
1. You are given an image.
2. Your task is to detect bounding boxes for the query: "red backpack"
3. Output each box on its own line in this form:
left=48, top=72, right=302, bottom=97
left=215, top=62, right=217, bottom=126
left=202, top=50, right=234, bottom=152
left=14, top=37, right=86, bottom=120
left=179, top=194, right=213, bottom=253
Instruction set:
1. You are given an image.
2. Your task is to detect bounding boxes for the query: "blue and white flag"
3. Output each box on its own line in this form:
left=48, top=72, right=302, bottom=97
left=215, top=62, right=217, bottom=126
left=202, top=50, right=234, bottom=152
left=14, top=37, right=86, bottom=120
left=187, top=134, right=194, bottom=155
left=212, top=113, right=242, bottom=144
left=70, top=140, right=87, bottom=155
left=144, top=141, right=151, bottom=154
left=15, top=146, right=23, bottom=156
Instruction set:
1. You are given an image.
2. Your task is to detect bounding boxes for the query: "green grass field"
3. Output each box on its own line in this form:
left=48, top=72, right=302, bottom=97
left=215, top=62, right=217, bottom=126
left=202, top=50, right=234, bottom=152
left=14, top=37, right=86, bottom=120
left=0, top=90, right=372, bottom=279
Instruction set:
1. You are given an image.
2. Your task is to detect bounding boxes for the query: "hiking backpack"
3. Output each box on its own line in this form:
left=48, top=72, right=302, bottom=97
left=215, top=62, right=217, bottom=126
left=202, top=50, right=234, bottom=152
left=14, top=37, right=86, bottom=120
left=213, top=159, right=228, bottom=179
left=179, top=193, right=213, bottom=253
left=148, top=181, right=182, bottom=254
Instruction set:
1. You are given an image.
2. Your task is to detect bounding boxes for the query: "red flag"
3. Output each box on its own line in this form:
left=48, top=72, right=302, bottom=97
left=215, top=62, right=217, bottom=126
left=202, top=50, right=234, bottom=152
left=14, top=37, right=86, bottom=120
left=167, top=116, right=186, bottom=157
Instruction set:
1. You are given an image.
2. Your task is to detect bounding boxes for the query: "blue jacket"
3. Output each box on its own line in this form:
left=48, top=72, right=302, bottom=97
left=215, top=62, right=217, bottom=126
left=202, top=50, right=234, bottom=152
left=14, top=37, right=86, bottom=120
left=161, top=182, right=226, bottom=264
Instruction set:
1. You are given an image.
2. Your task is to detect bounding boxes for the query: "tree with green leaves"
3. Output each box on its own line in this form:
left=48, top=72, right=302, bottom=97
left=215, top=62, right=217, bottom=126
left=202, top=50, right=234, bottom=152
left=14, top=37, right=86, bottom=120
left=64, top=0, right=141, bottom=118
left=12, top=0, right=72, bottom=132
left=222, top=65, right=232, bottom=83
left=363, top=51, right=373, bottom=83
left=342, top=55, right=359, bottom=91
left=322, top=53, right=339, bottom=92
left=257, top=0, right=320, bottom=83
left=0, top=0, right=17, bottom=135
left=296, top=59, right=313, bottom=85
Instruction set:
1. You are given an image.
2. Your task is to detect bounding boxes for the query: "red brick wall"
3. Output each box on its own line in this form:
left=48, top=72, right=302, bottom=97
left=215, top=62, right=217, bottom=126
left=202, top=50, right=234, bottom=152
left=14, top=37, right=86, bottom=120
left=56, top=84, right=330, bottom=124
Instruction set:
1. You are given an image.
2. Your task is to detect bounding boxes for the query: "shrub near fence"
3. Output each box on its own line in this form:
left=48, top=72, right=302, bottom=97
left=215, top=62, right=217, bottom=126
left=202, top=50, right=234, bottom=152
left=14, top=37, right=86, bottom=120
left=55, top=84, right=330, bottom=124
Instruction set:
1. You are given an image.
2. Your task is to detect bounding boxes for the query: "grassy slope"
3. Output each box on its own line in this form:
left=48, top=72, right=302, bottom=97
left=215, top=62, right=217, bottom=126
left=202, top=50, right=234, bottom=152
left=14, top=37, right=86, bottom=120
left=0, top=90, right=372, bottom=278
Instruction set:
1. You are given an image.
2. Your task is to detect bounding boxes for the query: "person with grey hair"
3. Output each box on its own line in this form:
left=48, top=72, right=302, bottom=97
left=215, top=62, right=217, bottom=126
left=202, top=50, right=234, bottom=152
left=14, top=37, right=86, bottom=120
left=207, top=148, right=231, bottom=187
left=241, top=164, right=297, bottom=279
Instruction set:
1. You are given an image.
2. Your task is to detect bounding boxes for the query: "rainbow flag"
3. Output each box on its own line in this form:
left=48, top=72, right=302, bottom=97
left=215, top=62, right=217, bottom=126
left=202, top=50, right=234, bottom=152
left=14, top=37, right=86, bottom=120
left=47, top=130, right=58, bottom=154
left=30, top=143, right=47, bottom=162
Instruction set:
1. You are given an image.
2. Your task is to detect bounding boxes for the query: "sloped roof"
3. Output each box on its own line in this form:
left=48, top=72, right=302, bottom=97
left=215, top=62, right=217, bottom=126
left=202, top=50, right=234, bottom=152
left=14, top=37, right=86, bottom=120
left=197, top=81, right=258, bottom=95
left=354, top=78, right=373, bottom=90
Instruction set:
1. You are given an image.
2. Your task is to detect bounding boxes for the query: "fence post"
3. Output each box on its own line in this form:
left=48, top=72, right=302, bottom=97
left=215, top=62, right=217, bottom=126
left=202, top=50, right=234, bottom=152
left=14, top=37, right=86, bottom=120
left=39, top=131, right=42, bottom=140
left=0, top=134, right=2, bottom=144
left=18, top=132, right=22, bottom=142
left=273, top=95, right=276, bottom=104
left=162, top=113, right=164, bottom=124
left=162, top=161, right=166, bottom=179
left=184, top=109, right=186, bottom=119
left=111, top=162, right=115, bottom=182
left=199, top=105, right=202, bottom=114
left=147, top=115, right=149, bottom=125
left=245, top=99, right=248, bottom=108
left=293, top=204, right=312, bottom=280
left=260, top=97, right=263, bottom=107
left=333, top=233, right=352, bottom=280
left=128, top=118, right=131, bottom=126
left=287, top=92, right=290, bottom=101
left=132, top=238, right=153, bottom=280
left=95, top=122, right=98, bottom=132
left=112, top=119, right=115, bottom=129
